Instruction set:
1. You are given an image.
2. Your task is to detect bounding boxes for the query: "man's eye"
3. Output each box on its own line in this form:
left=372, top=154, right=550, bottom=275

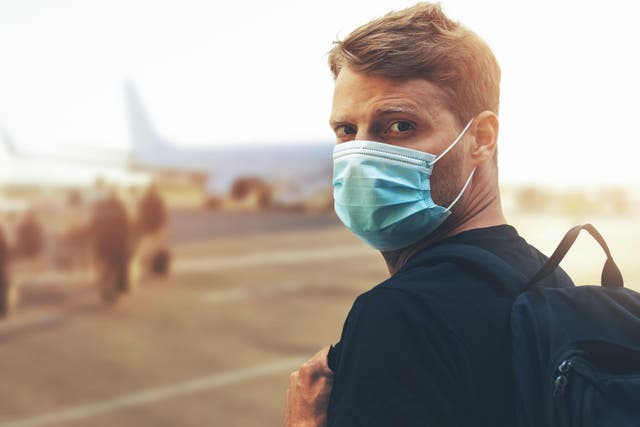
left=388, top=121, right=414, bottom=133
left=336, top=125, right=357, bottom=137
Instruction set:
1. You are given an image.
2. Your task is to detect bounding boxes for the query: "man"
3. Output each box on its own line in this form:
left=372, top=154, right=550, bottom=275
left=135, top=183, right=167, bottom=238
left=285, top=3, right=573, bottom=426
left=13, top=210, right=44, bottom=260
left=88, top=187, right=133, bottom=301
left=134, top=183, right=170, bottom=276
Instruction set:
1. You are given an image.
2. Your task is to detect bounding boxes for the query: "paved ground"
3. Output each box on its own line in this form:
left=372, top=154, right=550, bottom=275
left=167, top=209, right=340, bottom=244
left=0, top=212, right=387, bottom=427
left=0, top=210, right=637, bottom=426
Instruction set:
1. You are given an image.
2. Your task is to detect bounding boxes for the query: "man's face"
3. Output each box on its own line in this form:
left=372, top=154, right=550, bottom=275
left=329, top=67, right=471, bottom=207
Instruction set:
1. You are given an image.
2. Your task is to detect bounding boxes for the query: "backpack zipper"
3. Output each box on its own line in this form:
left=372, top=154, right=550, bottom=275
left=552, top=354, right=600, bottom=397
left=550, top=353, right=593, bottom=427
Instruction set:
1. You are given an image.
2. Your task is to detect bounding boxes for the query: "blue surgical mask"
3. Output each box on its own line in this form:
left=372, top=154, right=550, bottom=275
left=333, top=119, right=475, bottom=251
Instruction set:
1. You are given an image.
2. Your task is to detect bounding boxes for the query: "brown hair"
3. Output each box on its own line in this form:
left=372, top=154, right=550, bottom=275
left=328, top=2, right=501, bottom=126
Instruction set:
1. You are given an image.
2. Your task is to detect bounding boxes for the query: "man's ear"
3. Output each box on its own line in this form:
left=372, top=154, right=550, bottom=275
left=470, top=111, right=499, bottom=165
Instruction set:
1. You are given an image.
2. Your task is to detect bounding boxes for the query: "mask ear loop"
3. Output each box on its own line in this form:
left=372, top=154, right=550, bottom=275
left=426, top=118, right=476, bottom=210
left=446, top=168, right=475, bottom=210
left=429, top=118, right=474, bottom=166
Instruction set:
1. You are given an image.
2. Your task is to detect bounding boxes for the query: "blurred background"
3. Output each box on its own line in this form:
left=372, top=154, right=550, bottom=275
left=0, top=0, right=638, bottom=426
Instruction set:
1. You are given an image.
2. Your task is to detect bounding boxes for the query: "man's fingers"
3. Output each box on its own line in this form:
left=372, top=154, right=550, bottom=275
left=284, top=350, right=334, bottom=427
left=309, top=345, right=332, bottom=370
left=289, top=370, right=299, bottom=392
left=299, top=359, right=333, bottom=382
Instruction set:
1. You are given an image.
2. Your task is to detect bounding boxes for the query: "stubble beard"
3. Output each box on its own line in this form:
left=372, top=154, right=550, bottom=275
left=429, top=142, right=466, bottom=211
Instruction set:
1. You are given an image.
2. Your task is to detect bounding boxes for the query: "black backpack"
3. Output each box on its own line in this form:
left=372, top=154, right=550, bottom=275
left=423, top=224, right=640, bottom=427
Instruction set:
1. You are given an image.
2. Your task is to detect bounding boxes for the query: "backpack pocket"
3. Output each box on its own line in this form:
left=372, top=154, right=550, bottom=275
left=549, top=344, right=640, bottom=427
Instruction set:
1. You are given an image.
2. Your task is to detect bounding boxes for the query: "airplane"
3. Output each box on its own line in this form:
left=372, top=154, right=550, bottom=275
left=123, top=81, right=335, bottom=210
left=0, top=125, right=150, bottom=191
left=1, top=82, right=335, bottom=211
left=1, top=127, right=129, bottom=168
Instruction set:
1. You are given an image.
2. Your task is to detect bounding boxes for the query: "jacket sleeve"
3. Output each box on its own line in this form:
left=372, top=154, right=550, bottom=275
left=327, top=287, right=470, bottom=427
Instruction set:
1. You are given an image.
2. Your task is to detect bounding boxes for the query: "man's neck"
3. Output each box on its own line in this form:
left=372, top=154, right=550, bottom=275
left=382, top=190, right=507, bottom=275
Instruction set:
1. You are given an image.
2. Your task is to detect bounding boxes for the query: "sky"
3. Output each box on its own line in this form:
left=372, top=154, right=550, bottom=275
left=0, top=0, right=639, bottom=186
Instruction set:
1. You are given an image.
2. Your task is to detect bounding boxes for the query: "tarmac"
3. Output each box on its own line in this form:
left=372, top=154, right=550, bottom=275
left=0, top=209, right=637, bottom=426
left=0, top=210, right=387, bottom=427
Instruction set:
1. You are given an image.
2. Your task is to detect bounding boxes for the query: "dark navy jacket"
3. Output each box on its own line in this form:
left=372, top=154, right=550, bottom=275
left=327, top=225, right=574, bottom=427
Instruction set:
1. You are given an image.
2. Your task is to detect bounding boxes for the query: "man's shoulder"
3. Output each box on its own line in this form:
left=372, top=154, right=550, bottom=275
left=373, top=250, right=499, bottom=298
left=341, top=245, right=526, bottom=338
left=349, top=267, right=456, bottom=313
left=344, top=260, right=495, bottom=332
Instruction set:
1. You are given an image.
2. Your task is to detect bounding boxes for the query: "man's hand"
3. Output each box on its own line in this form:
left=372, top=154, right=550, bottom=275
left=285, top=345, right=334, bottom=427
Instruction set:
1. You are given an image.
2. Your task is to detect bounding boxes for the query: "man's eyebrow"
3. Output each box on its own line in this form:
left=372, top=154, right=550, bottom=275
left=329, top=117, right=348, bottom=128
left=373, top=106, right=420, bottom=116
left=329, top=106, right=421, bottom=127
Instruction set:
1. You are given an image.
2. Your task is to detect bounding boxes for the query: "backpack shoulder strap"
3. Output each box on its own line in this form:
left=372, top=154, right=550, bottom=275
left=525, top=223, right=624, bottom=289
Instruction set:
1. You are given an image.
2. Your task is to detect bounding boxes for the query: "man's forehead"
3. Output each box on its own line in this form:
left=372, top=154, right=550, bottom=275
left=331, top=68, right=449, bottom=120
